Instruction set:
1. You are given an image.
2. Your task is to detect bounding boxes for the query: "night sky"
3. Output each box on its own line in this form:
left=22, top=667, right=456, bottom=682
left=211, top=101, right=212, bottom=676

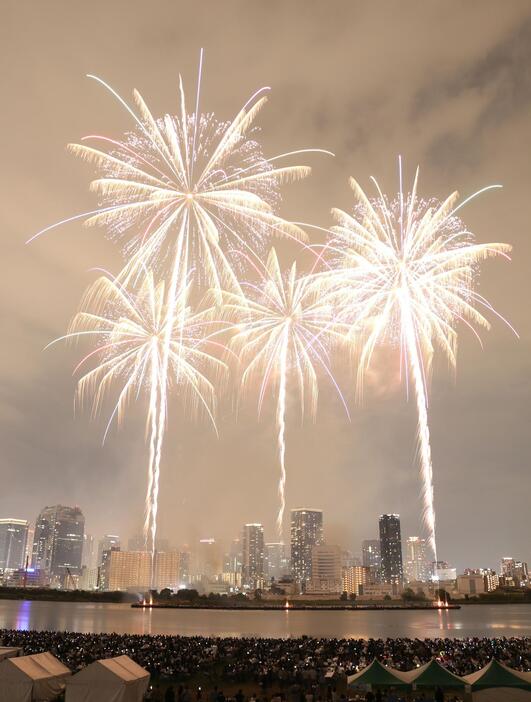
left=1, top=1, right=530, bottom=571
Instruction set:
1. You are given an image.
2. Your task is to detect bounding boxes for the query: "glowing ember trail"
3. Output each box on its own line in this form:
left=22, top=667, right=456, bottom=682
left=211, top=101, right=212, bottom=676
left=323, top=158, right=515, bottom=559
left=223, top=248, right=349, bottom=536
left=47, top=270, right=226, bottom=566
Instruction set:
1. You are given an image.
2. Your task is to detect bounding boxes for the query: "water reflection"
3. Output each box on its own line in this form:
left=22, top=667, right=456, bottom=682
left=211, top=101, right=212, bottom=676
left=15, top=600, right=31, bottom=630
left=0, top=601, right=529, bottom=638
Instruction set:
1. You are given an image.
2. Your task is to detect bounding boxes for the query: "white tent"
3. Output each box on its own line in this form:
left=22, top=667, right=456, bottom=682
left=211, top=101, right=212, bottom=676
left=65, top=655, right=150, bottom=702
left=0, top=647, right=23, bottom=661
left=0, top=651, right=71, bottom=702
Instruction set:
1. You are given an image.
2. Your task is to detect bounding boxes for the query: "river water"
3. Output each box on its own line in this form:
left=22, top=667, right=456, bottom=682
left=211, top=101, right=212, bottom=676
left=0, top=601, right=529, bottom=638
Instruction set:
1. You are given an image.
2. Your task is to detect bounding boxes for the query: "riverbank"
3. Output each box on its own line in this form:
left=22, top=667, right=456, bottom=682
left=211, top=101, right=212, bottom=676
left=132, top=602, right=461, bottom=610
left=0, top=587, right=136, bottom=603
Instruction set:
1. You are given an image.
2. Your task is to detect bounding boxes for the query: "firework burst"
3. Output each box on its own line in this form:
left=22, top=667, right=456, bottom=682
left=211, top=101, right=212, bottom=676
left=48, top=270, right=226, bottom=562
left=223, top=248, right=349, bottom=535
left=323, top=159, right=514, bottom=558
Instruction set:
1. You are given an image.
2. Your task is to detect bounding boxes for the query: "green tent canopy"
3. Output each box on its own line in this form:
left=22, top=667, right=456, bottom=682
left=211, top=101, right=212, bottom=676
left=347, top=660, right=411, bottom=690
left=463, top=660, right=531, bottom=691
left=393, top=659, right=466, bottom=689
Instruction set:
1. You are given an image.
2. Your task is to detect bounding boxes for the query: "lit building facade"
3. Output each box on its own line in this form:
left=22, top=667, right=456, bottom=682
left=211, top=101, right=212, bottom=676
left=0, top=519, right=29, bottom=571
left=362, top=539, right=381, bottom=581
left=404, top=536, right=431, bottom=583
left=309, top=544, right=342, bottom=593
left=342, top=565, right=370, bottom=595
left=97, top=535, right=121, bottom=566
left=264, top=542, right=289, bottom=582
left=290, top=508, right=323, bottom=589
left=32, top=505, right=85, bottom=581
left=242, top=523, right=264, bottom=590
left=101, top=550, right=151, bottom=591
left=154, top=551, right=181, bottom=590
left=379, top=514, right=403, bottom=585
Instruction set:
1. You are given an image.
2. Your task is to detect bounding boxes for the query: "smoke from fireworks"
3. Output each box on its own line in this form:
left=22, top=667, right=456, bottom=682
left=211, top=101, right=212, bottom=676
left=48, top=270, right=226, bottom=558
left=323, top=159, right=513, bottom=559
left=224, top=248, right=349, bottom=536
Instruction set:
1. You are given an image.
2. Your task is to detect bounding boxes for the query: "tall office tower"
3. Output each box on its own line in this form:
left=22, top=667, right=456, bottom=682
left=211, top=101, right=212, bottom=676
left=241, top=523, right=265, bottom=590
left=32, top=505, right=85, bottom=580
left=0, top=519, right=29, bottom=571
left=290, top=508, right=323, bottom=589
left=264, top=543, right=289, bottom=582
left=223, top=539, right=242, bottom=574
left=82, top=534, right=97, bottom=570
left=97, top=535, right=121, bottom=566
left=404, top=536, right=430, bottom=582
left=25, top=525, right=35, bottom=567
left=100, top=550, right=151, bottom=591
left=379, top=514, right=403, bottom=585
left=362, top=540, right=381, bottom=570
left=310, top=544, right=342, bottom=592
left=154, top=551, right=181, bottom=590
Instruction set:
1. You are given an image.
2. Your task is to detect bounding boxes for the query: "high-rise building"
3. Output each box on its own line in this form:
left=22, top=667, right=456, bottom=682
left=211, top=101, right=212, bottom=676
left=342, top=565, right=370, bottom=595
left=81, top=534, right=97, bottom=570
left=404, top=536, right=430, bottom=583
left=25, top=525, right=34, bottom=567
left=241, top=523, right=264, bottom=590
left=32, top=505, right=85, bottom=580
left=290, top=508, right=323, bottom=588
left=0, top=519, right=29, bottom=571
left=379, top=514, right=403, bottom=585
left=500, top=558, right=528, bottom=586
left=97, top=535, right=121, bottom=566
left=264, top=543, right=289, bottom=582
left=100, top=550, right=151, bottom=591
left=154, top=551, right=181, bottom=590
left=309, top=544, right=342, bottom=593
left=362, top=539, right=381, bottom=581
left=223, top=539, right=242, bottom=576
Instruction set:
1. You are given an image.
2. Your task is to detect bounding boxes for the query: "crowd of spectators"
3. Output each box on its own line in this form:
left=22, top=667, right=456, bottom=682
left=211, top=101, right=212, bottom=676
left=0, top=630, right=529, bottom=683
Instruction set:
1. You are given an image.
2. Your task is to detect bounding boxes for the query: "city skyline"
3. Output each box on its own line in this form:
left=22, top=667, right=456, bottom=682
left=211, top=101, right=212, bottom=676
left=1, top=2, right=530, bottom=572
left=2, top=503, right=526, bottom=581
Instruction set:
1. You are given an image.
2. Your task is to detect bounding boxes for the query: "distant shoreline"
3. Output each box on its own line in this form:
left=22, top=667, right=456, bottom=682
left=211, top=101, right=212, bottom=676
left=131, top=602, right=462, bottom=611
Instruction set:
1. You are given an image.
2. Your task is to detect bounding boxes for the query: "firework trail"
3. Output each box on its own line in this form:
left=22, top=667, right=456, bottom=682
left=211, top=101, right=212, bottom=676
left=224, top=248, right=349, bottom=536
left=31, top=53, right=331, bottom=558
left=48, top=270, right=226, bottom=562
left=323, top=159, right=514, bottom=559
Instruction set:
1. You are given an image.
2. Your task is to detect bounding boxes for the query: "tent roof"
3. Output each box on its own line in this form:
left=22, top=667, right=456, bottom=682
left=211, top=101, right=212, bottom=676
left=0, top=647, right=22, bottom=661
left=347, top=660, right=410, bottom=688
left=2, top=652, right=70, bottom=681
left=99, top=656, right=149, bottom=682
left=68, top=655, right=149, bottom=686
left=463, top=661, right=531, bottom=690
left=393, top=660, right=466, bottom=688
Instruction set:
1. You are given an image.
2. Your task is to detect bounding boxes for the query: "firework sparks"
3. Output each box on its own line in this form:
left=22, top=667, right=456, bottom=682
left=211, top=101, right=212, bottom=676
left=48, top=270, right=226, bottom=565
left=30, top=63, right=331, bottom=298
left=32, top=54, right=333, bottom=560
left=224, top=248, right=349, bottom=536
left=323, top=159, right=514, bottom=559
